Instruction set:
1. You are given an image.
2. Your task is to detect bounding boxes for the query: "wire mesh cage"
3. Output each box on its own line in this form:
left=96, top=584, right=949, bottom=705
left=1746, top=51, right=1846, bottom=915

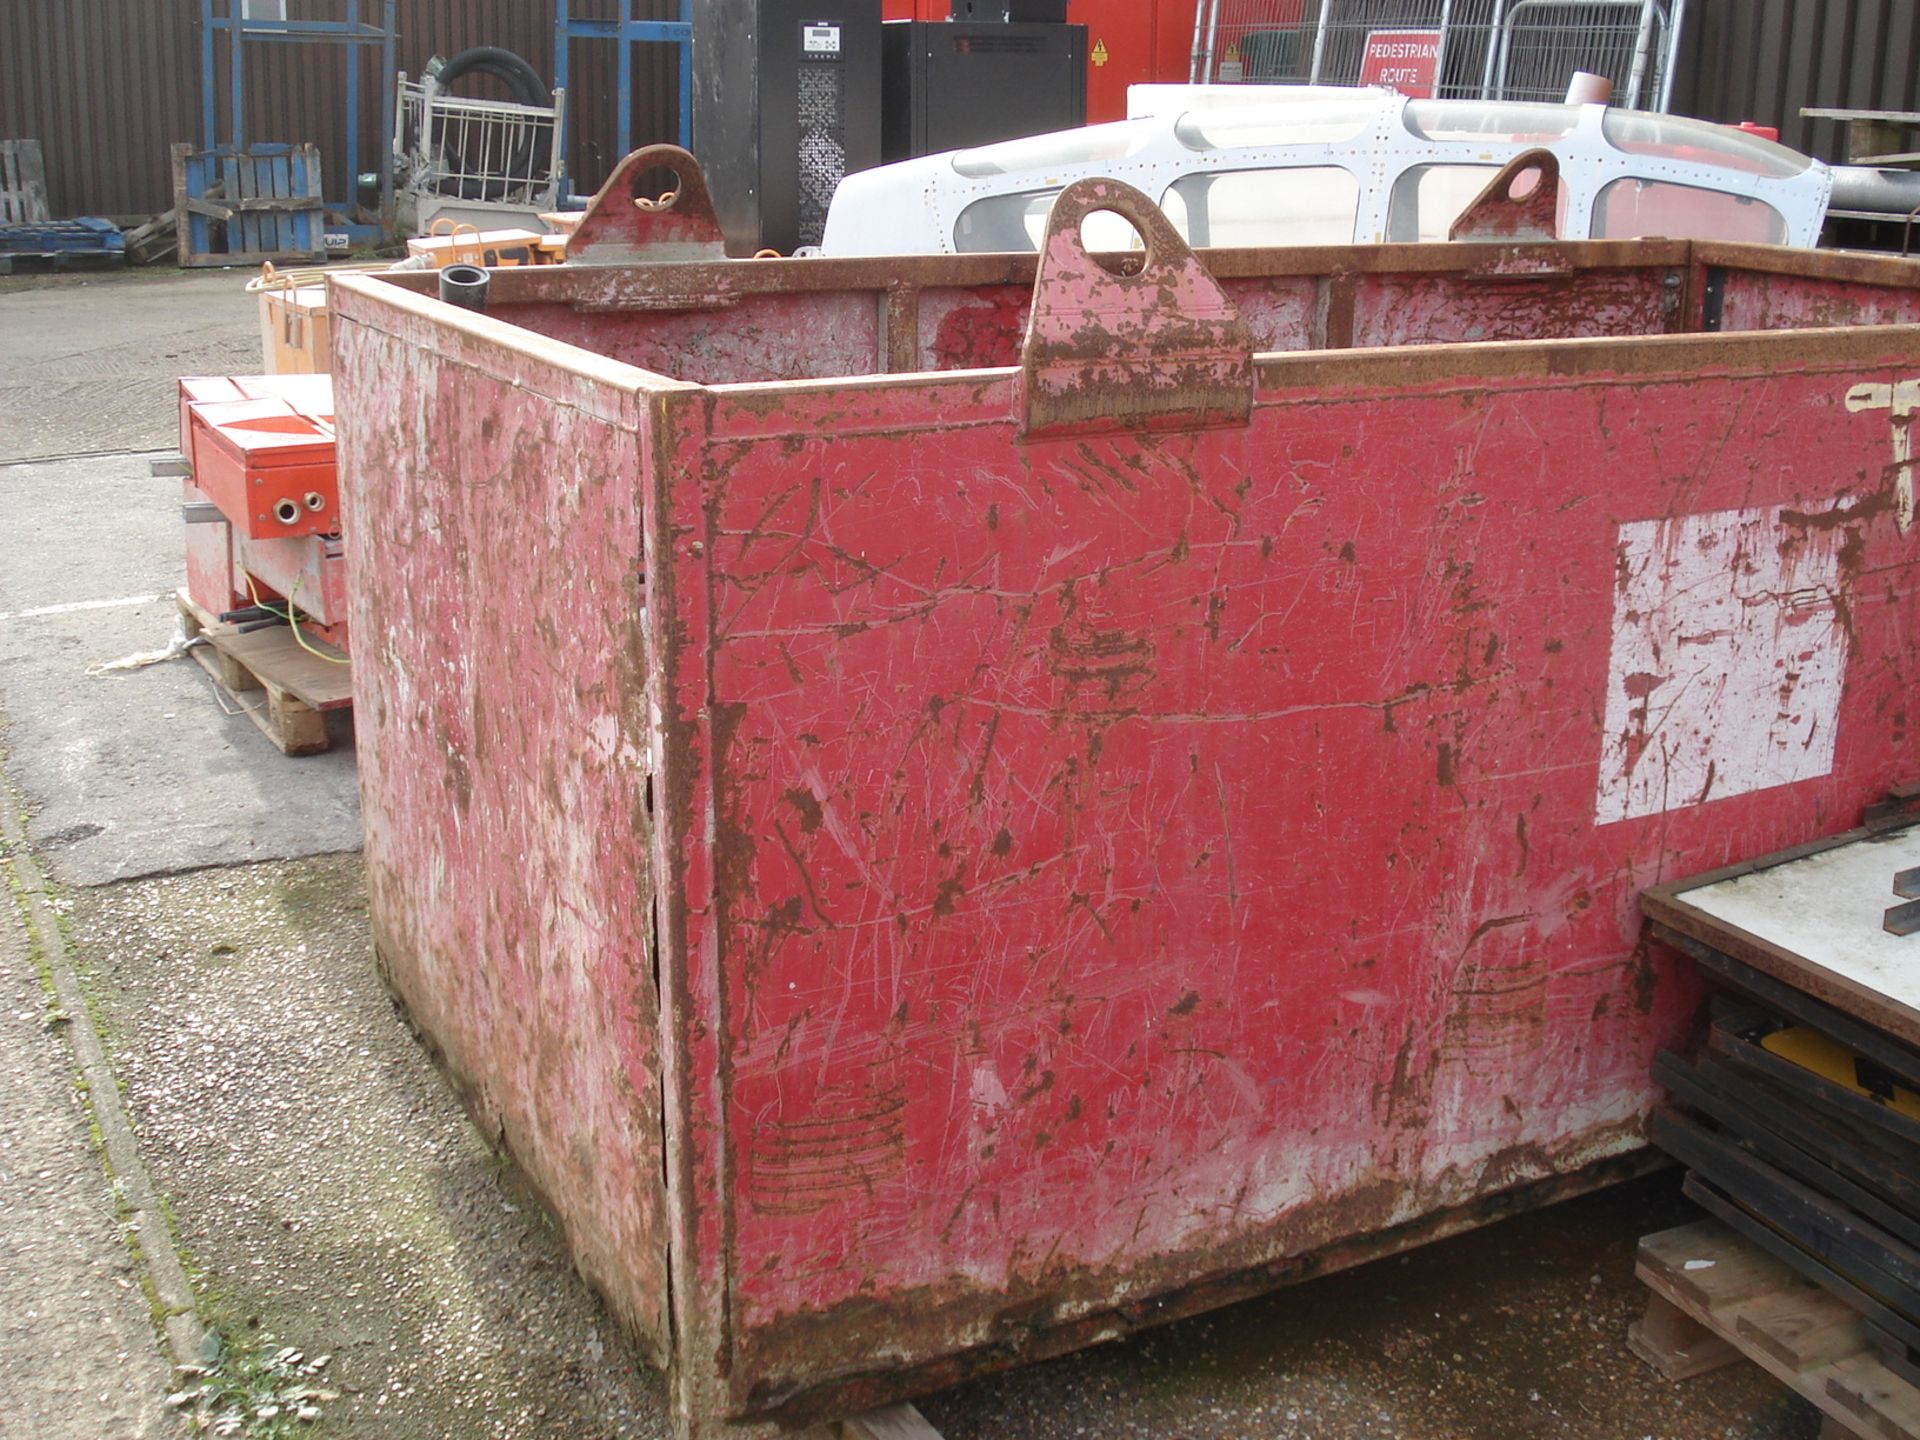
left=1191, top=0, right=1684, bottom=111
left=393, top=75, right=565, bottom=211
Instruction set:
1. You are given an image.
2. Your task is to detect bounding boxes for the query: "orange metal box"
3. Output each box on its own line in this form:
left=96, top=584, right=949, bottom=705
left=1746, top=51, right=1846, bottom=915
left=181, top=379, right=338, bottom=541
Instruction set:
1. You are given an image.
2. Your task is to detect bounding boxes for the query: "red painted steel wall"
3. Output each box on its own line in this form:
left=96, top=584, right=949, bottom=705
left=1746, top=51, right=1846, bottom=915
left=330, top=299, right=674, bottom=1363
left=333, top=228, right=1920, bottom=1433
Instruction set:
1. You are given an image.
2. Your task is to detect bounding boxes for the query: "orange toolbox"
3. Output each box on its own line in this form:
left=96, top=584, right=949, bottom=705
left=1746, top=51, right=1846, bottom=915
left=179, top=374, right=338, bottom=541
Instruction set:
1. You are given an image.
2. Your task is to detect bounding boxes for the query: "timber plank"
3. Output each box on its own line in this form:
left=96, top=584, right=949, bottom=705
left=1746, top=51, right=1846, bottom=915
left=1634, top=1218, right=1919, bottom=1439
left=176, top=589, right=349, bottom=757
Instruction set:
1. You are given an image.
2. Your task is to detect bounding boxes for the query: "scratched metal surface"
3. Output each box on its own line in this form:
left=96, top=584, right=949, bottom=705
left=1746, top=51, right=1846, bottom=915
left=335, top=225, right=1920, bottom=1436
left=330, top=291, right=673, bottom=1364
left=1348, top=268, right=1682, bottom=346
left=688, top=350, right=1919, bottom=1423
left=1718, top=270, right=1920, bottom=333
left=502, top=291, right=883, bottom=386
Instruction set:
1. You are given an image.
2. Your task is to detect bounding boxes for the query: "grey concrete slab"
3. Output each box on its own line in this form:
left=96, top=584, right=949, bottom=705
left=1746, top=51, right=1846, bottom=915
left=0, top=453, right=360, bottom=887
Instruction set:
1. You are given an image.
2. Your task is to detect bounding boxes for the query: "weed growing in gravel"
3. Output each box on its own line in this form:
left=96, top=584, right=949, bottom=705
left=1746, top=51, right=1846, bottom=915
left=167, top=1331, right=339, bottom=1436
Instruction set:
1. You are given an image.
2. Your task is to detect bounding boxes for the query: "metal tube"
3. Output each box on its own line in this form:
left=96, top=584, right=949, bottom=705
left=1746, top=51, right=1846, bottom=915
left=678, top=0, right=693, bottom=149
left=549, top=86, right=569, bottom=207
left=1830, top=166, right=1920, bottom=216
left=379, top=0, right=397, bottom=232
left=1308, top=0, right=1332, bottom=84
left=231, top=0, right=247, bottom=152
left=1656, top=0, right=1685, bottom=112
left=1434, top=0, right=1456, bottom=99
left=438, top=264, right=490, bottom=313
left=345, top=0, right=360, bottom=223
left=1489, top=1, right=1505, bottom=102
left=555, top=0, right=572, bottom=199
left=201, top=0, right=217, bottom=150
left=1624, top=0, right=1657, bottom=110
left=1201, top=0, right=1224, bottom=85
left=1477, top=0, right=1508, bottom=100
left=617, top=0, right=634, bottom=161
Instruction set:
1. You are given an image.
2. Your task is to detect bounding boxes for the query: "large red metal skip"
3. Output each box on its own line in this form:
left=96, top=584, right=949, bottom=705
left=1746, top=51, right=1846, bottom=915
left=331, top=177, right=1920, bottom=1437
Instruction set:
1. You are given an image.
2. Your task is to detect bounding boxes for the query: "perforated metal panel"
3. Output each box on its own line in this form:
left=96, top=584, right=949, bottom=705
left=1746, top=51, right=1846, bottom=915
left=797, top=60, right=848, bottom=247
left=692, top=1, right=881, bottom=254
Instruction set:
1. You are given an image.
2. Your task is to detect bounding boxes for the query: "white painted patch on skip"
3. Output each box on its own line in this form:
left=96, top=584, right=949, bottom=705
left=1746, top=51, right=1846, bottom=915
left=1595, top=505, right=1850, bottom=826
left=1846, top=378, right=1919, bottom=534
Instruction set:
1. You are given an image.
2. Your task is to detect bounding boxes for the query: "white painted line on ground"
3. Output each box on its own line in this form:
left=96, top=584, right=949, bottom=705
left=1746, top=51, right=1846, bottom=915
left=0, top=446, right=173, bottom=469
left=0, top=592, right=168, bottom=622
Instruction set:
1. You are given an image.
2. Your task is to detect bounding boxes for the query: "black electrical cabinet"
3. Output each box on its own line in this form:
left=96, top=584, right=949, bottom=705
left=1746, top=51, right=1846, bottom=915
left=692, top=0, right=883, bottom=255
left=881, top=20, right=1087, bottom=165
left=949, top=0, right=1068, bottom=19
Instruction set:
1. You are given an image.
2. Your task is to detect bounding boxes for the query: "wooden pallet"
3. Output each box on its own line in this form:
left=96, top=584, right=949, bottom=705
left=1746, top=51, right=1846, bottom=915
left=170, top=143, right=326, bottom=268
left=177, top=590, right=351, bottom=757
left=0, top=140, right=49, bottom=225
left=0, top=248, right=126, bottom=275
left=1634, top=1219, right=1920, bottom=1439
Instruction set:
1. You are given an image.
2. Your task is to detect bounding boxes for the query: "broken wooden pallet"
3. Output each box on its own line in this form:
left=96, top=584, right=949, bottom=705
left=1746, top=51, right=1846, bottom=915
left=0, top=248, right=126, bottom=276
left=1634, top=1218, right=1920, bottom=1439
left=176, top=589, right=351, bottom=757
left=0, top=140, right=49, bottom=225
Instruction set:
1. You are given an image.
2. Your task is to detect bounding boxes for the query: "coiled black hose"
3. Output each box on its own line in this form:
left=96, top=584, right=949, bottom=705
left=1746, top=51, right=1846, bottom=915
left=421, top=47, right=553, bottom=201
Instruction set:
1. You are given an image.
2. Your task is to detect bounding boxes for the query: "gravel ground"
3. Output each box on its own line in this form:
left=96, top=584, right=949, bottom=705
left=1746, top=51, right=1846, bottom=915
left=919, top=1178, right=1818, bottom=1440
left=70, top=848, right=1822, bottom=1440
left=0, top=855, right=173, bottom=1439
left=77, top=854, right=671, bottom=1439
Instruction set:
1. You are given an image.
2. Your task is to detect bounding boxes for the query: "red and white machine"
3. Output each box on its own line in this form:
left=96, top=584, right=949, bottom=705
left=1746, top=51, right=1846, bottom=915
left=176, top=374, right=348, bottom=653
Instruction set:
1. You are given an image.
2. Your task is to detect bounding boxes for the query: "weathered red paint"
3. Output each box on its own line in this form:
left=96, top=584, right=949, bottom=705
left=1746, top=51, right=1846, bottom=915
left=331, top=191, right=1920, bottom=1438
left=566, top=144, right=731, bottom=267
left=1447, top=151, right=1564, bottom=244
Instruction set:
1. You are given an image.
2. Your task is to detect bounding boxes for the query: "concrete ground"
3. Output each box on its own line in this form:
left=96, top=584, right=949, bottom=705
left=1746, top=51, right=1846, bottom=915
left=0, top=268, right=1826, bottom=1439
left=0, top=269, right=263, bottom=463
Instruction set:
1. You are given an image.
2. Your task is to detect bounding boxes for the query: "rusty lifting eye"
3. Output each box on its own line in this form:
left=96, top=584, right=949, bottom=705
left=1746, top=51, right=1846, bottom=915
left=274, top=498, right=301, bottom=525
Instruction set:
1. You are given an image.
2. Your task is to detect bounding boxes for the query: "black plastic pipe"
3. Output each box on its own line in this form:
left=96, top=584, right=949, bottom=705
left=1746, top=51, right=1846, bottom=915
left=439, top=264, right=490, bottom=313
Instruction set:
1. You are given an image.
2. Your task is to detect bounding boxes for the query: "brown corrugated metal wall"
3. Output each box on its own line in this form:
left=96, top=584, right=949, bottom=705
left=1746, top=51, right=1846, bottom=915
left=1, top=1, right=202, bottom=219
left=1678, top=0, right=1920, bottom=160
left=0, top=1, right=681, bottom=221
left=9, top=1, right=1920, bottom=222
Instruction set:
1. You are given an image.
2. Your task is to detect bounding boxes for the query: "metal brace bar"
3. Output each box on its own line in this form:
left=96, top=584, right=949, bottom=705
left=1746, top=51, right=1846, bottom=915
left=554, top=0, right=695, bottom=198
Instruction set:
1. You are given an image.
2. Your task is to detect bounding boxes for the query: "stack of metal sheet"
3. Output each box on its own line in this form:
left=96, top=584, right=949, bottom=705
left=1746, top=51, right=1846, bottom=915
left=1645, top=812, right=1920, bottom=1388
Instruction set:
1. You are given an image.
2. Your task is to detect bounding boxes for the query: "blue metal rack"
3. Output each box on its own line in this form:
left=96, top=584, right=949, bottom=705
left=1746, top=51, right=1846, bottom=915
left=199, top=0, right=398, bottom=242
left=554, top=0, right=694, bottom=202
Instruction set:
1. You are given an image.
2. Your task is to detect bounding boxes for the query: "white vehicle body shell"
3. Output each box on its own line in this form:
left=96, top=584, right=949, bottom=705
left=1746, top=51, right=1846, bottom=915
left=820, top=87, right=1831, bottom=256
